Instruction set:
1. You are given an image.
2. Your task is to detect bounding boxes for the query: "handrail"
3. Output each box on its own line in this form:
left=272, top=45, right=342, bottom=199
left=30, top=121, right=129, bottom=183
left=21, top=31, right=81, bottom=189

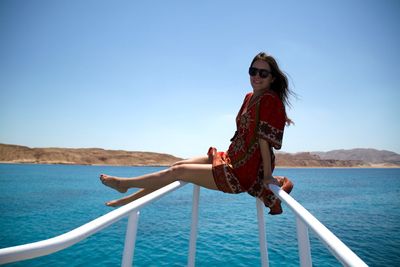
left=0, top=181, right=188, bottom=265
left=268, top=184, right=368, bottom=267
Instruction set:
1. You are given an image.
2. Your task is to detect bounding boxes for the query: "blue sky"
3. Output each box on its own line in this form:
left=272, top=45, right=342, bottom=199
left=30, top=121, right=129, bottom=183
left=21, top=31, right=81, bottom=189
left=1, top=0, right=399, bottom=158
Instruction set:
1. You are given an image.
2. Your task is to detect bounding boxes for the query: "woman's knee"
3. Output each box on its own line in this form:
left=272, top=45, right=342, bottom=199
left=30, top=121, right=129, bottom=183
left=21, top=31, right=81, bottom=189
left=169, top=164, right=187, bottom=177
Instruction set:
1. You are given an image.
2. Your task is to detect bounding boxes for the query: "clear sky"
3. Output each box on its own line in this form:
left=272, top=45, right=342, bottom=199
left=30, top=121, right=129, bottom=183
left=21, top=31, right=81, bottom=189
left=1, top=0, right=399, bottom=158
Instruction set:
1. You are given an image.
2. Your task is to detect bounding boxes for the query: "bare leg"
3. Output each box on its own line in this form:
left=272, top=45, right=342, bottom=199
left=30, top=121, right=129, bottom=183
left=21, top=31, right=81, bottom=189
left=100, top=163, right=218, bottom=192
left=100, top=174, right=129, bottom=193
left=99, top=156, right=210, bottom=193
left=105, top=188, right=157, bottom=207
left=172, top=156, right=209, bottom=166
left=101, top=163, right=218, bottom=207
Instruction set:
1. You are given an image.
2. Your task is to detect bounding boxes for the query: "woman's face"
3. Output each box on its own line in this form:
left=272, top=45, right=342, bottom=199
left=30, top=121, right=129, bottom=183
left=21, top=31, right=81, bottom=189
left=250, top=60, right=275, bottom=93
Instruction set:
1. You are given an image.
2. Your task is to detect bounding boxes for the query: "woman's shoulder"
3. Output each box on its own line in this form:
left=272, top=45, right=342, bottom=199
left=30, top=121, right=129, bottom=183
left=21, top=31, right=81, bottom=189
left=245, top=92, right=253, bottom=99
left=240, top=92, right=253, bottom=104
left=260, top=90, right=283, bottom=107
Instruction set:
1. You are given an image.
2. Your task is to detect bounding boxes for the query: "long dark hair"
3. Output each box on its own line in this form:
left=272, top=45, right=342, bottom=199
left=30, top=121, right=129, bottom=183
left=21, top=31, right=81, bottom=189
left=250, top=52, right=293, bottom=107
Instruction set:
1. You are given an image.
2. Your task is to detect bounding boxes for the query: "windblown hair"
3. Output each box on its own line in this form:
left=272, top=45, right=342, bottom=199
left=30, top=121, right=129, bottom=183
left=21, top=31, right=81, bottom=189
left=250, top=52, right=293, bottom=107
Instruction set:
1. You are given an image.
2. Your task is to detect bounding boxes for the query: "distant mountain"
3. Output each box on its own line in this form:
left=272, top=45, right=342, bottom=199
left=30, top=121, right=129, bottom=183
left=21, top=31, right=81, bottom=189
left=1, top=144, right=399, bottom=168
left=275, top=152, right=366, bottom=167
left=312, top=148, right=400, bottom=165
left=0, top=143, right=182, bottom=166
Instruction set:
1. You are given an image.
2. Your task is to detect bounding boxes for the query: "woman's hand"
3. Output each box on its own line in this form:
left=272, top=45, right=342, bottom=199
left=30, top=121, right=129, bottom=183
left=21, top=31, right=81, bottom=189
left=285, top=116, right=294, bottom=126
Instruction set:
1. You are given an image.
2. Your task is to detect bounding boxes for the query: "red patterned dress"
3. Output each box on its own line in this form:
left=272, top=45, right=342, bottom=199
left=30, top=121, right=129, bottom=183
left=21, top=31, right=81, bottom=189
left=208, top=90, right=290, bottom=214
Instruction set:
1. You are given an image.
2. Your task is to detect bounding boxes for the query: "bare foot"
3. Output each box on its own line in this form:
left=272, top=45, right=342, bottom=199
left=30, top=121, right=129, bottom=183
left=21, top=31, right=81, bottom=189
left=105, top=188, right=158, bottom=207
left=100, top=174, right=128, bottom=193
left=106, top=197, right=132, bottom=207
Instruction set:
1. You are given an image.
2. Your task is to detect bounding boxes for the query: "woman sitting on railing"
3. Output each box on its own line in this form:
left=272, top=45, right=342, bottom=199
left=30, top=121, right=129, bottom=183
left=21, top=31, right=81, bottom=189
left=100, top=52, right=294, bottom=215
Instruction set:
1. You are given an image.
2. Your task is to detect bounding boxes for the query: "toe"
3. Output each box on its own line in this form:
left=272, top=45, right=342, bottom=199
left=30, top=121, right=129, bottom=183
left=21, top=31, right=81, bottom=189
left=106, top=201, right=116, bottom=207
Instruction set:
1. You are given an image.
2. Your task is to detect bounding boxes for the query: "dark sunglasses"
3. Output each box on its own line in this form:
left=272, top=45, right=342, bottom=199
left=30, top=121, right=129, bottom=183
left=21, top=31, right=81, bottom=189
left=248, top=67, right=271, bottom=79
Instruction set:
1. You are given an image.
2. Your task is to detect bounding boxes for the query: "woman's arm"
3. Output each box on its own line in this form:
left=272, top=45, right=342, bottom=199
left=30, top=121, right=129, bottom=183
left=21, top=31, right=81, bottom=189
left=259, top=139, right=280, bottom=186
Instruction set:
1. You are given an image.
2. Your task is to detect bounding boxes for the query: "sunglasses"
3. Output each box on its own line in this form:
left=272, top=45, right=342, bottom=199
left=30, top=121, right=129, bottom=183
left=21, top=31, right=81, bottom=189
left=248, top=67, right=271, bottom=79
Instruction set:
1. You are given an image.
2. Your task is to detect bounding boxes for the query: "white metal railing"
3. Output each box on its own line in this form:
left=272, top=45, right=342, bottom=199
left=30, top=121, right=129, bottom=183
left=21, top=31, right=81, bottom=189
left=0, top=181, right=193, bottom=266
left=268, top=184, right=368, bottom=267
left=0, top=182, right=368, bottom=267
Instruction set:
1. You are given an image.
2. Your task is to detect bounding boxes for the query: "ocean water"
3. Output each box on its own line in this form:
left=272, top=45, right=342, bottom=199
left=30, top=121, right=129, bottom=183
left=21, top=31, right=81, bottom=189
left=0, top=164, right=399, bottom=267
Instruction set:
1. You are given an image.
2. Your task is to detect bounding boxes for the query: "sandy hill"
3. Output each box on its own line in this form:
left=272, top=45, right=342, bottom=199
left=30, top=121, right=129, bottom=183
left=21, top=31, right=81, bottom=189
left=0, top=144, right=182, bottom=166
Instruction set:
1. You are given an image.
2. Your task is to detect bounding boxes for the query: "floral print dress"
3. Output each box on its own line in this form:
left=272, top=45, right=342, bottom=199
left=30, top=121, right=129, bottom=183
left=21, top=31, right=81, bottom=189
left=208, top=90, right=288, bottom=214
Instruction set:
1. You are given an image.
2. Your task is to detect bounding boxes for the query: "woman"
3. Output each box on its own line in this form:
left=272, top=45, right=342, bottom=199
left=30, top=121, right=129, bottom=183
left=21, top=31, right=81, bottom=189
left=100, top=52, right=294, bottom=215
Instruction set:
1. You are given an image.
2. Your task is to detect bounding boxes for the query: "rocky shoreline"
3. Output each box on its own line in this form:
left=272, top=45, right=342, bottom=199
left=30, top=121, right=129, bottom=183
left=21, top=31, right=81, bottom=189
left=274, top=152, right=399, bottom=168
left=1, top=144, right=399, bottom=168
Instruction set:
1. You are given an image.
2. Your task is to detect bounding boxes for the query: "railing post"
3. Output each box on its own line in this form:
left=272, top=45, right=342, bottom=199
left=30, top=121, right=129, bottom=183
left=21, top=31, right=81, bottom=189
left=296, top=217, right=312, bottom=267
left=121, top=211, right=140, bottom=267
left=256, top=198, right=269, bottom=267
left=188, top=185, right=200, bottom=267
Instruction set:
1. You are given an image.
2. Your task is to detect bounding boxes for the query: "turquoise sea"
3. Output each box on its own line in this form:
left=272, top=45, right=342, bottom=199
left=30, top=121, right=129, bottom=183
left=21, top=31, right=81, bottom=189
left=0, top=164, right=399, bottom=266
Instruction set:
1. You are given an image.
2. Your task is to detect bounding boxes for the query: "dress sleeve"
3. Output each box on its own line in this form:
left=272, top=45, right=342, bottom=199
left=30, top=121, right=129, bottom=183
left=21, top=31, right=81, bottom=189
left=257, top=93, right=286, bottom=149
